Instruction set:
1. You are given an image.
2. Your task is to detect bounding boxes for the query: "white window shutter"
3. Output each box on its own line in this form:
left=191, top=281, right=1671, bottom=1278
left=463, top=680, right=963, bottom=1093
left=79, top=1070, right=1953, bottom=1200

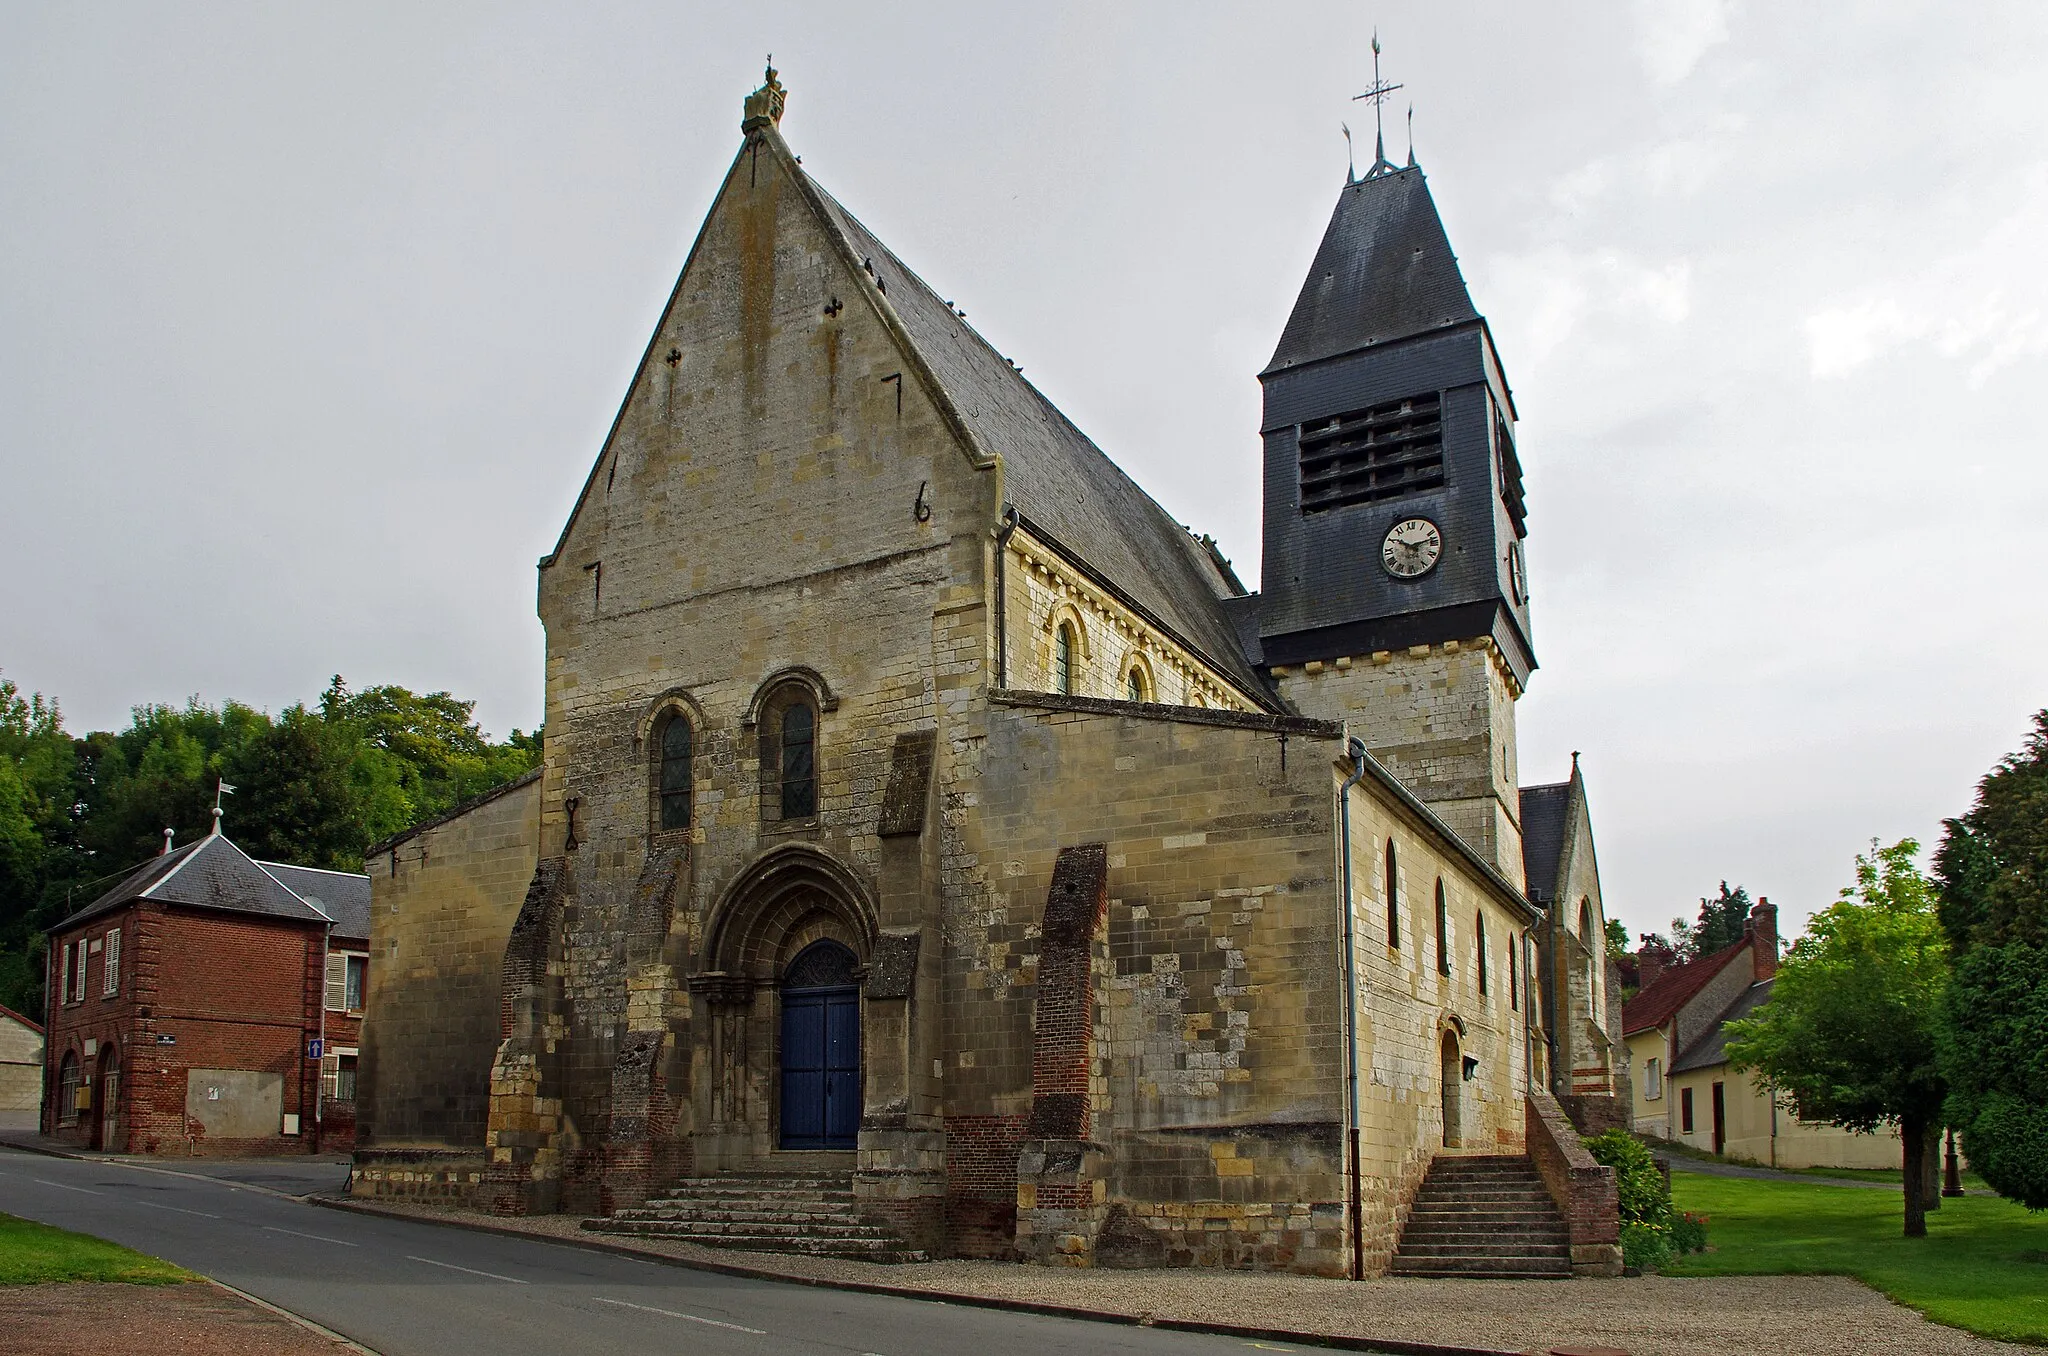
left=325, top=953, right=347, bottom=1011
left=59, top=944, right=70, bottom=1005
left=102, top=929, right=120, bottom=997
left=74, top=943, right=86, bottom=1003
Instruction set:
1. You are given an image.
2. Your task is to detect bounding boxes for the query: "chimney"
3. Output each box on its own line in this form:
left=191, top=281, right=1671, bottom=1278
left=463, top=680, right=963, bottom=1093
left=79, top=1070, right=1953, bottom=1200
left=1749, top=898, right=1779, bottom=980
left=1637, top=940, right=1673, bottom=991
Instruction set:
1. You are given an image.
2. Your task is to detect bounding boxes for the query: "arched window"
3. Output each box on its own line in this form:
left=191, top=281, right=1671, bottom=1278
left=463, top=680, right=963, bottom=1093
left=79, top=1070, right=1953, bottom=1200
left=1125, top=667, right=1147, bottom=702
left=1476, top=912, right=1489, bottom=995
left=1508, top=931, right=1519, bottom=1010
left=656, top=713, right=693, bottom=831
left=1384, top=841, right=1400, bottom=948
left=1054, top=623, right=1076, bottom=695
left=1435, top=880, right=1451, bottom=976
left=1189, top=691, right=1206, bottom=708
left=760, top=686, right=820, bottom=823
left=780, top=703, right=816, bottom=819
left=57, top=1051, right=80, bottom=1126
left=1578, top=898, right=1593, bottom=939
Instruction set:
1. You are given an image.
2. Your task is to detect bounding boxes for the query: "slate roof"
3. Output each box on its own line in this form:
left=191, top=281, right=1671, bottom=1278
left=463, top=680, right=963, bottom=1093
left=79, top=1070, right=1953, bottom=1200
left=260, top=862, right=372, bottom=944
left=54, top=832, right=337, bottom=933
left=1519, top=781, right=1571, bottom=904
left=796, top=169, right=1277, bottom=706
left=1671, top=979, right=1772, bottom=1074
left=1263, top=166, right=1479, bottom=376
left=1621, top=937, right=1749, bottom=1037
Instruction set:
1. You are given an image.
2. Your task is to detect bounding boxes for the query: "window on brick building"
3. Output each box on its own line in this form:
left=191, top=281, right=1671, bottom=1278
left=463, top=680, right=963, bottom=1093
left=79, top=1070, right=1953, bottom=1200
left=1435, top=881, right=1451, bottom=976
left=323, top=1048, right=359, bottom=1104
left=1680, top=1085, right=1695, bottom=1133
left=1476, top=913, right=1489, bottom=996
left=72, top=942, right=86, bottom=1005
left=327, top=953, right=368, bottom=1012
left=56, top=1052, right=80, bottom=1125
left=1384, top=841, right=1400, bottom=948
left=656, top=711, right=693, bottom=831
left=101, top=928, right=120, bottom=997
left=58, top=942, right=70, bottom=1005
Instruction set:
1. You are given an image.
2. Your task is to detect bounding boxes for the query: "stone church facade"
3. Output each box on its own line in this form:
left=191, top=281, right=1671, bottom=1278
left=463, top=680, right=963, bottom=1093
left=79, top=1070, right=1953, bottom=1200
left=353, top=70, right=1625, bottom=1277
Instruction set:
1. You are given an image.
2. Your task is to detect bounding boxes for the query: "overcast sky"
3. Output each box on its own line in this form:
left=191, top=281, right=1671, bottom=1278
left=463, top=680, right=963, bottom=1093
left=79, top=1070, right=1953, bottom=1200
left=4, top=3, right=2043, bottom=945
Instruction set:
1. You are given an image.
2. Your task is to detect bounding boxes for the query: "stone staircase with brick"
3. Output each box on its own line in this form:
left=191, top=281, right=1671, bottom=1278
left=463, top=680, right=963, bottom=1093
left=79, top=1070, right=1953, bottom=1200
left=582, top=1175, right=927, bottom=1262
left=1390, top=1154, right=1574, bottom=1279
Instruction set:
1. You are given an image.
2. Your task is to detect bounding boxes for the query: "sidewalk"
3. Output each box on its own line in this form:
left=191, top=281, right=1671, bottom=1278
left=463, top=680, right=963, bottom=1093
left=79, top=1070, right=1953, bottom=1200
left=0, top=1281, right=366, bottom=1356
left=315, top=1193, right=2031, bottom=1356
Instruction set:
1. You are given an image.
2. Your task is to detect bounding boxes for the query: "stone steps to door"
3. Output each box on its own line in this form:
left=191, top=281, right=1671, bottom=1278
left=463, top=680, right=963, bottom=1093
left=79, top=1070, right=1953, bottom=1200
left=584, top=1174, right=927, bottom=1263
left=1390, top=1153, right=1574, bottom=1280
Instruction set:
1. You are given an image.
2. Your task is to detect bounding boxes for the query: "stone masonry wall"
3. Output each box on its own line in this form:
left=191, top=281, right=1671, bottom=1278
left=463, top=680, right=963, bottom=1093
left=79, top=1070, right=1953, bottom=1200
left=1278, top=640, right=1524, bottom=887
left=357, top=773, right=541, bottom=1176
left=1005, top=531, right=1248, bottom=711
left=964, top=695, right=1351, bottom=1272
left=1340, top=759, right=1535, bottom=1274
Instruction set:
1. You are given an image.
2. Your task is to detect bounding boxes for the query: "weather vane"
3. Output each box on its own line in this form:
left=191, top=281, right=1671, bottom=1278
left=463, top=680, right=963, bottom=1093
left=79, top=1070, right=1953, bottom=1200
left=1350, top=29, right=1404, bottom=180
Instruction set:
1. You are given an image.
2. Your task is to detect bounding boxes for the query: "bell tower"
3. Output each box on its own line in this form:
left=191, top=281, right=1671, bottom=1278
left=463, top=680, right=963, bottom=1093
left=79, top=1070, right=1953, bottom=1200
left=1256, top=153, right=1534, bottom=881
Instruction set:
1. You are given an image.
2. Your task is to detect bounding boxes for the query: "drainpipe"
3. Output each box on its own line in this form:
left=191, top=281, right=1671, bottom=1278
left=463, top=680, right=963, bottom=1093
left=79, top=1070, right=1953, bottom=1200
left=1336, top=736, right=1370, bottom=1282
left=314, top=919, right=332, bottom=1153
left=993, top=503, right=1018, bottom=689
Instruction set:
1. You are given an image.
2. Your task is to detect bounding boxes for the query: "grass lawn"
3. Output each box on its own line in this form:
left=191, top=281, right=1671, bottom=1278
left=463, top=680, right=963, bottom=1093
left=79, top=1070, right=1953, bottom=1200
left=0, top=1212, right=193, bottom=1285
left=1786, top=1165, right=1994, bottom=1191
left=1666, top=1172, right=2048, bottom=1345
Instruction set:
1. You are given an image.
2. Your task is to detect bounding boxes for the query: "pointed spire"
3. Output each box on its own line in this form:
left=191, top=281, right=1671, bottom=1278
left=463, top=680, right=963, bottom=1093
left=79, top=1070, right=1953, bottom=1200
left=1351, top=29, right=1404, bottom=180
left=1406, top=105, right=1417, bottom=168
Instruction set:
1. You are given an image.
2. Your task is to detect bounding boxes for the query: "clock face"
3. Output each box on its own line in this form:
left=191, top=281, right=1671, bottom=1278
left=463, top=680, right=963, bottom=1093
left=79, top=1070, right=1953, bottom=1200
left=1381, top=517, right=1442, bottom=579
left=1507, top=540, right=1528, bottom=604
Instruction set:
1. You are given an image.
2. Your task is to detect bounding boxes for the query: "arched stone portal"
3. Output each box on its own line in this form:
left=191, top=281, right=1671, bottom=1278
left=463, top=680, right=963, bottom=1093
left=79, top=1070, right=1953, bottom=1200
left=693, top=845, right=877, bottom=1168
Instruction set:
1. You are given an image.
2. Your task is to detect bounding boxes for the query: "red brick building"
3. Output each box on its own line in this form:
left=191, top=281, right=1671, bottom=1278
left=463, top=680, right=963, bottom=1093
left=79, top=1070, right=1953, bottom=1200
left=43, top=826, right=370, bottom=1155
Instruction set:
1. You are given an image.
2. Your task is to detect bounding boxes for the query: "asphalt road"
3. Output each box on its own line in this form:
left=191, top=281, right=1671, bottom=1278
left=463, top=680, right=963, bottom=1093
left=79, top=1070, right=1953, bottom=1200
left=0, top=1149, right=1329, bottom=1356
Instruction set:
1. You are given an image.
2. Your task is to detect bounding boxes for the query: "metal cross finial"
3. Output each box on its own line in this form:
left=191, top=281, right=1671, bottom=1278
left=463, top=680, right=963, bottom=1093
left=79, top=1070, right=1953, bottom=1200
left=1351, top=28, right=1404, bottom=179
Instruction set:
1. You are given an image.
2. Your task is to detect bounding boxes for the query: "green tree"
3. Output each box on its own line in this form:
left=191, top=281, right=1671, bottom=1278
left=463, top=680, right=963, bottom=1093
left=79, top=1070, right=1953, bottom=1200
left=319, top=676, right=540, bottom=849
left=0, top=677, right=91, bottom=1015
left=1604, top=917, right=1631, bottom=960
left=1725, top=840, right=1948, bottom=1236
left=1935, top=711, right=2048, bottom=1210
left=220, top=705, right=365, bottom=869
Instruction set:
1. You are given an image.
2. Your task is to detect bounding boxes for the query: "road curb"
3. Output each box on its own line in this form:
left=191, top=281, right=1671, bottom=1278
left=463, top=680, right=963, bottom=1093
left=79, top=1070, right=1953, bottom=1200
left=207, top=1278, right=380, bottom=1355
left=310, top=1193, right=1521, bottom=1356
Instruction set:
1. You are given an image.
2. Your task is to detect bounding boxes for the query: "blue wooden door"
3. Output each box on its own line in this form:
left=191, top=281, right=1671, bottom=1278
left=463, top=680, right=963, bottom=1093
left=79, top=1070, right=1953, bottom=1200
left=780, top=945, right=861, bottom=1150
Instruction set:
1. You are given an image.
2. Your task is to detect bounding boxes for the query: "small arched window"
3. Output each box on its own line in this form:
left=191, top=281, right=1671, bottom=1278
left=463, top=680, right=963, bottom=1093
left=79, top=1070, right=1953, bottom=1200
left=780, top=703, right=816, bottom=819
left=1384, top=840, right=1400, bottom=948
left=1578, top=898, right=1593, bottom=939
left=1508, top=931, right=1519, bottom=1010
left=656, top=713, right=693, bottom=831
left=1476, top=912, right=1489, bottom=995
left=1054, top=623, right=1076, bottom=695
left=1125, top=667, right=1148, bottom=702
left=1189, top=690, right=1206, bottom=708
left=1435, top=880, right=1451, bottom=976
left=760, top=685, right=821, bottom=823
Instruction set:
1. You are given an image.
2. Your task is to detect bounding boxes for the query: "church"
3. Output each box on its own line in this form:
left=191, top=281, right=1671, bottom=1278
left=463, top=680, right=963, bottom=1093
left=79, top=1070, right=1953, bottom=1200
left=351, top=67, right=1628, bottom=1279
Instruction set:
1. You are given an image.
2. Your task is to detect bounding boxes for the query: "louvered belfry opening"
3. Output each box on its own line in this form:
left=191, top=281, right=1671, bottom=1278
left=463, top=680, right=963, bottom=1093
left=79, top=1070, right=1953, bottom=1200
left=1297, top=391, right=1444, bottom=513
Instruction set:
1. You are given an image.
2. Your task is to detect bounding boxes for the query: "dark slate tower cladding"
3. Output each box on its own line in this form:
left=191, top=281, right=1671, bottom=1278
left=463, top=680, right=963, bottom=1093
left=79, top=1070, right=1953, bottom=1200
left=1256, top=164, right=1532, bottom=683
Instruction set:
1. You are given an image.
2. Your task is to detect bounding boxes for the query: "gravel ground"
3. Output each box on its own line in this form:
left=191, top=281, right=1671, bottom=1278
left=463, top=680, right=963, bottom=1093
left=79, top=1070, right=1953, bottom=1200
left=330, top=1198, right=2032, bottom=1356
left=0, top=1281, right=359, bottom=1355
